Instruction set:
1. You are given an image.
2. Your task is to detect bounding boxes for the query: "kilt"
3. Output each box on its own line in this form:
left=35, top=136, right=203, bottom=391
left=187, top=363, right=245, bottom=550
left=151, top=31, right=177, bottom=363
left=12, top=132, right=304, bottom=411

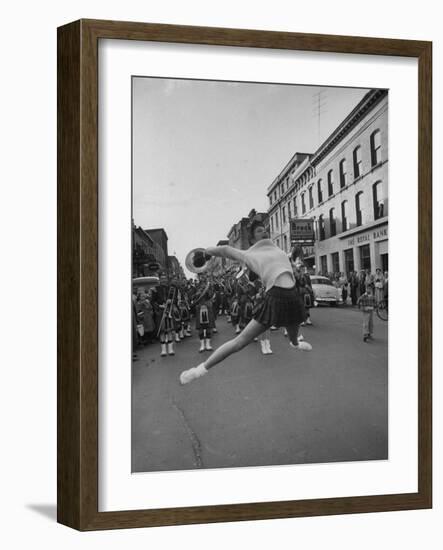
left=253, top=285, right=305, bottom=328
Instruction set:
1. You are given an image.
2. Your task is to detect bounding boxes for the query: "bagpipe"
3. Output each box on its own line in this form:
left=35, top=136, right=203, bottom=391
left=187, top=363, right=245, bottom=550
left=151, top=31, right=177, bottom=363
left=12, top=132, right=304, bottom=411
left=156, top=285, right=177, bottom=337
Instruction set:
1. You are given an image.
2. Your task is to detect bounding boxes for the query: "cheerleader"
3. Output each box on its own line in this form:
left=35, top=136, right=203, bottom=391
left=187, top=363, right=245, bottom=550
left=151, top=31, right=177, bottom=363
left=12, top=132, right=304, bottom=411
left=180, top=221, right=312, bottom=385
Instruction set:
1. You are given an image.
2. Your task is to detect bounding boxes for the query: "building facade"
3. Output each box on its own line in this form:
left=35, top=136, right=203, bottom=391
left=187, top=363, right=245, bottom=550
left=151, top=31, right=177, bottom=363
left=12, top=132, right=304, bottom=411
left=267, top=89, right=388, bottom=275
left=132, top=224, right=167, bottom=277
left=226, top=209, right=269, bottom=267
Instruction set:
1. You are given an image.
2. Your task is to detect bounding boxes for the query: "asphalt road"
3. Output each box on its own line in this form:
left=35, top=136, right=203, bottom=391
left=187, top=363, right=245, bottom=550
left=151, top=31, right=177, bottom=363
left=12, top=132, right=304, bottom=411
left=132, top=305, right=388, bottom=472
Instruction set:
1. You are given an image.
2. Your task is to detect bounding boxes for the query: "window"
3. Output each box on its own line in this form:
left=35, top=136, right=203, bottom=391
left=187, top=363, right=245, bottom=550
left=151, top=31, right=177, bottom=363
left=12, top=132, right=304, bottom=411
left=355, top=191, right=364, bottom=227
left=328, top=169, right=334, bottom=196
left=301, top=192, right=306, bottom=214
left=283, top=235, right=288, bottom=252
left=318, top=215, right=325, bottom=241
left=353, top=146, right=362, bottom=178
left=275, top=212, right=279, bottom=229
left=270, top=217, right=274, bottom=233
left=331, top=252, right=340, bottom=274
left=308, top=186, right=314, bottom=209
left=373, top=181, right=384, bottom=219
left=359, top=244, right=371, bottom=271
left=287, top=201, right=292, bottom=221
left=282, top=206, right=286, bottom=224
left=370, top=130, right=381, bottom=166
left=273, top=191, right=277, bottom=203
left=344, top=248, right=354, bottom=275
left=317, top=179, right=323, bottom=203
left=276, top=238, right=280, bottom=249
left=320, top=255, right=328, bottom=275
left=329, top=207, right=336, bottom=237
left=339, top=159, right=347, bottom=188
left=293, top=197, right=298, bottom=217
left=341, top=200, right=348, bottom=232
left=269, top=195, right=273, bottom=205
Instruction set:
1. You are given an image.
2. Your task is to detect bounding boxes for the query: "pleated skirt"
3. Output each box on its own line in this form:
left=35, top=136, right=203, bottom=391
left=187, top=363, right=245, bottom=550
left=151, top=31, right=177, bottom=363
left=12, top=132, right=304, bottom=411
left=253, top=285, right=306, bottom=328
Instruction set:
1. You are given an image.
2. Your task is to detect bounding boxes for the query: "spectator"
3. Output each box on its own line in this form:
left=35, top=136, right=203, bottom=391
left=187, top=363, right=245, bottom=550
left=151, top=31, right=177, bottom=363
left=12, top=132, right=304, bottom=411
left=357, top=284, right=377, bottom=342
left=349, top=271, right=359, bottom=306
left=374, top=268, right=385, bottom=304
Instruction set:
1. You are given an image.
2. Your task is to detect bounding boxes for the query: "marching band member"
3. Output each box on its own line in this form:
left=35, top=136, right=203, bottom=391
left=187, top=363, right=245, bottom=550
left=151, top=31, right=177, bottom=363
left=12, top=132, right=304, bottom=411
left=180, top=220, right=312, bottom=385
left=195, top=287, right=215, bottom=352
left=178, top=295, right=192, bottom=338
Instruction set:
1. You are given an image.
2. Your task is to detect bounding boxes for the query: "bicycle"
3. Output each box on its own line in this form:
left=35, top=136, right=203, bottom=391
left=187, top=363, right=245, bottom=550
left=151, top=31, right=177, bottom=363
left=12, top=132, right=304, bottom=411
left=376, top=299, right=388, bottom=321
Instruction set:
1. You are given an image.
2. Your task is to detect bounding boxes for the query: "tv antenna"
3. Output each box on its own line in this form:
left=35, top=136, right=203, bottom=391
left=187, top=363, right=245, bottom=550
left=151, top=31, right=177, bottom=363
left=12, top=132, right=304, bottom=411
left=312, top=90, right=328, bottom=147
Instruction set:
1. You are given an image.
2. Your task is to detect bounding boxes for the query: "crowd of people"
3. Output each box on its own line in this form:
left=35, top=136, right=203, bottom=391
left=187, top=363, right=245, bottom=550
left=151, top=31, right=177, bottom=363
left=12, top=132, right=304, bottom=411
left=132, top=262, right=388, bottom=360
left=132, top=260, right=315, bottom=360
left=318, top=268, right=388, bottom=306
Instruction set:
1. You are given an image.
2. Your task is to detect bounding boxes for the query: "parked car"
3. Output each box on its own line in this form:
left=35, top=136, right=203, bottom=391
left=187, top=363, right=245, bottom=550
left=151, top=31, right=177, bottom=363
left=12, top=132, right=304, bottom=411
left=132, top=276, right=160, bottom=294
left=310, top=276, right=343, bottom=307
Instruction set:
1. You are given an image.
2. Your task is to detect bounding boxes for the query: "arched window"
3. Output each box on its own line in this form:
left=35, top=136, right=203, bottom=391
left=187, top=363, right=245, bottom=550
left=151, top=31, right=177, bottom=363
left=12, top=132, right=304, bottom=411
left=353, top=146, right=362, bottom=178
left=373, top=181, right=384, bottom=219
left=308, top=186, right=314, bottom=209
left=339, top=159, right=347, bottom=188
left=341, top=200, right=348, bottom=232
left=329, top=207, right=336, bottom=237
left=319, top=215, right=325, bottom=241
left=301, top=192, right=306, bottom=214
left=355, top=191, right=364, bottom=227
left=328, top=169, right=334, bottom=196
left=317, top=179, right=323, bottom=203
left=370, top=130, right=382, bottom=166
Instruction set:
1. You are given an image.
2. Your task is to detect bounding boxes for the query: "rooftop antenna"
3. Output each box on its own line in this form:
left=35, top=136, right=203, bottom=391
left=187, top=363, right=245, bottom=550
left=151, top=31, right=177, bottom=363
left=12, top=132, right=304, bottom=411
left=312, top=90, right=328, bottom=148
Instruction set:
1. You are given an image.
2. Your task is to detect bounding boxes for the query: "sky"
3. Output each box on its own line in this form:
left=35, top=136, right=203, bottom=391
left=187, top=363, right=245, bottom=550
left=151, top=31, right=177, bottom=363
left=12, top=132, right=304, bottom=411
left=132, top=77, right=369, bottom=276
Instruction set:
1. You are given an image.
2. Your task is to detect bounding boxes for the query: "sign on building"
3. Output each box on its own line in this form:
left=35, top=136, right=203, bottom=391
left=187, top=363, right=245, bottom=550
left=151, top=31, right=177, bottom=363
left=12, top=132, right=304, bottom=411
left=290, top=218, right=315, bottom=243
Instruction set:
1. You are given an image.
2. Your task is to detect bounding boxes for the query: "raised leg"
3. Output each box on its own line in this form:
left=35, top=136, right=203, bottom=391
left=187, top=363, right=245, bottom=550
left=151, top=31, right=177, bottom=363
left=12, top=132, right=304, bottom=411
left=204, top=319, right=266, bottom=370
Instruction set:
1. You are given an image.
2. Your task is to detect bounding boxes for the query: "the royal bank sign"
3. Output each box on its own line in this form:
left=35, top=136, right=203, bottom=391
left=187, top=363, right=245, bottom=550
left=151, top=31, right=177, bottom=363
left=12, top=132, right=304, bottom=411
left=346, top=226, right=388, bottom=247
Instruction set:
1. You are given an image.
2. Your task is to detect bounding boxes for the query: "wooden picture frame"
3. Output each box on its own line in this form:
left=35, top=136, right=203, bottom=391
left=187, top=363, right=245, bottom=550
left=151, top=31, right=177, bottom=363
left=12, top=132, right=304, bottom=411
left=57, top=19, right=432, bottom=530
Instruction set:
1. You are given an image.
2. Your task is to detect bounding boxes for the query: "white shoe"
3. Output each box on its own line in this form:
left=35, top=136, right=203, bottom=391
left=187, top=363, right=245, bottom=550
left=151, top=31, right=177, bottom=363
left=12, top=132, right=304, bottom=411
left=213, top=327, right=217, bottom=333
left=235, top=326, right=241, bottom=334
left=168, top=342, right=175, bottom=355
left=283, top=328, right=288, bottom=337
left=204, top=338, right=213, bottom=351
left=264, top=339, right=273, bottom=354
left=253, top=337, right=258, bottom=342
left=306, top=318, right=312, bottom=326
left=298, top=333, right=304, bottom=342
left=260, top=340, right=267, bottom=355
left=199, top=340, right=205, bottom=353
left=290, top=341, right=312, bottom=351
left=160, top=344, right=167, bottom=357
left=180, top=363, right=208, bottom=385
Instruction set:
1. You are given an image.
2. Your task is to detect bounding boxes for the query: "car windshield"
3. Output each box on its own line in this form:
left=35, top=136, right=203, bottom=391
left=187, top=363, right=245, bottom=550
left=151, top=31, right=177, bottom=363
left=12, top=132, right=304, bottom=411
left=311, top=277, right=334, bottom=286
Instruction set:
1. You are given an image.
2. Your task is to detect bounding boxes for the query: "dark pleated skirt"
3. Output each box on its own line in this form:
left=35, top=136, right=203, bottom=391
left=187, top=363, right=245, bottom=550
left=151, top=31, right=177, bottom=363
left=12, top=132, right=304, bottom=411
left=253, top=285, right=306, bottom=328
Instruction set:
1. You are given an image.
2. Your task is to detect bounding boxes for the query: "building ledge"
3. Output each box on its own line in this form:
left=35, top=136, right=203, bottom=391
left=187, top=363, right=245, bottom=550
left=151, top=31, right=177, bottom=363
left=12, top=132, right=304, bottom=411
left=338, top=216, right=389, bottom=240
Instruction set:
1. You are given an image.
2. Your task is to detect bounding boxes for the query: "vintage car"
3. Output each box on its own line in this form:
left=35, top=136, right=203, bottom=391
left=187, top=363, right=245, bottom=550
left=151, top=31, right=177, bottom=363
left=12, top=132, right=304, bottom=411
left=310, top=276, right=343, bottom=306
left=132, top=276, right=160, bottom=294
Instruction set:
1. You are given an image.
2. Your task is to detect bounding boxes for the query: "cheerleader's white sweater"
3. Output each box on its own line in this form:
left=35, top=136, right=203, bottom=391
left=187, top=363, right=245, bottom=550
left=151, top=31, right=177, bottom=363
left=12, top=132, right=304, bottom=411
left=207, top=239, right=295, bottom=292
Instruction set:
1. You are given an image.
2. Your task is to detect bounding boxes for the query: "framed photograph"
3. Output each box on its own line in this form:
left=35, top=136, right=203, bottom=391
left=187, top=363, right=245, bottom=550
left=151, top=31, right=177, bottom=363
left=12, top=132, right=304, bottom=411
left=57, top=19, right=432, bottom=530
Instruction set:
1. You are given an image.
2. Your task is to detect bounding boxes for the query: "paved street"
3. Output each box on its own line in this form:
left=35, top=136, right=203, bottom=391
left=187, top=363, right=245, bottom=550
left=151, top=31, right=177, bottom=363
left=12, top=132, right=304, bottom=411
left=132, top=305, right=388, bottom=472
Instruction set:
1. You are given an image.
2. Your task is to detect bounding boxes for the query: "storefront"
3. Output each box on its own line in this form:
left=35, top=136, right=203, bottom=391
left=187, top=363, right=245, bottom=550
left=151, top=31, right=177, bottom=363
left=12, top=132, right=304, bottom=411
left=314, top=219, right=388, bottom=275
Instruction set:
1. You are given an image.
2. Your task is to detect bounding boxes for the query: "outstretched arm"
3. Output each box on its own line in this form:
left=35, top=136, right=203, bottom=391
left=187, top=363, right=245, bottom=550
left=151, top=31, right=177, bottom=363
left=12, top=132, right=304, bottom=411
left=205, top=245, right=246, bottom=263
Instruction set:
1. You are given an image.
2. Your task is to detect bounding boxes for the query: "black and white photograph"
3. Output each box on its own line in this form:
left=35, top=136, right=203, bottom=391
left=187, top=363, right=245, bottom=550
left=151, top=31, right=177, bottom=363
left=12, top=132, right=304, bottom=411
left=131, top=77, right=389, bottom=473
